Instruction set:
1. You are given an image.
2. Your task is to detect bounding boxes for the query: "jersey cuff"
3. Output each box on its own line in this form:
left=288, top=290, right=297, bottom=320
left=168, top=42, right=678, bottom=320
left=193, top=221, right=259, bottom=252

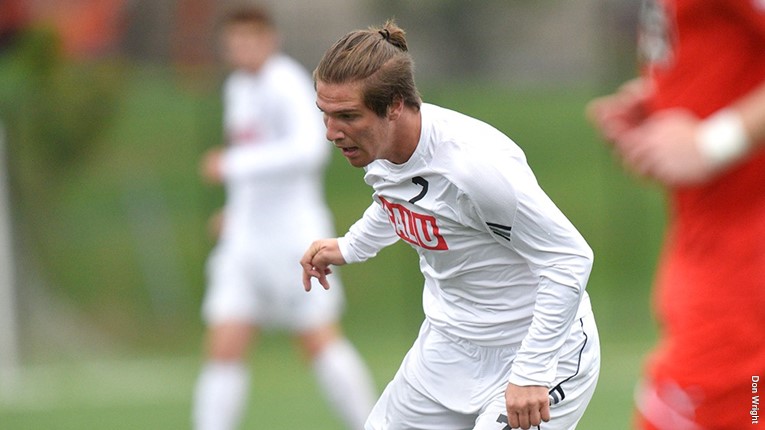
left=337, top=236, right=362, bottom=264
left=508, top=371, right=553, bottom=388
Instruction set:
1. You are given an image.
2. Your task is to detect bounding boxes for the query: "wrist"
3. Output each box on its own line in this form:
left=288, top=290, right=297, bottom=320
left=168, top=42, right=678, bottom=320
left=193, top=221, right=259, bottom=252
left=696, top=109, right=751, bottom=169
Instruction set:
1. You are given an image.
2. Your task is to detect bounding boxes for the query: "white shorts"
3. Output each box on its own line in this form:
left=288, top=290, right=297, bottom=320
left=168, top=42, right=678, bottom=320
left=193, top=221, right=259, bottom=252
left=366, top=313, right=600, bottom=430
left=202, top=243, right=345, bottom=332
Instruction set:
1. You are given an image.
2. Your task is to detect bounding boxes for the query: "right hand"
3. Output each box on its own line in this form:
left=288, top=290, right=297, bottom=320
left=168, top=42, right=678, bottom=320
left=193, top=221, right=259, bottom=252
left=200, top=147, right=224, bottom=184
left=300, top=239, right=345, bottom=291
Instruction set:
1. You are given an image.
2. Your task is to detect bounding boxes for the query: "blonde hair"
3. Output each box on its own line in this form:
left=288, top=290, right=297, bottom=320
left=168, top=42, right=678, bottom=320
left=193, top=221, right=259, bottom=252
left=314, top=20, right=421, bottom=117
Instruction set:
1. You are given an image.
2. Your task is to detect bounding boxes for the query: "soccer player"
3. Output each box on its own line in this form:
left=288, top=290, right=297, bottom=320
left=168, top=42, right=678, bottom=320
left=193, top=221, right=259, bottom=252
left=587, top=1, right=765, bottom=428
left=301, top=20, right=601, bottom=430
left=192, top=6, right=376, bottom=430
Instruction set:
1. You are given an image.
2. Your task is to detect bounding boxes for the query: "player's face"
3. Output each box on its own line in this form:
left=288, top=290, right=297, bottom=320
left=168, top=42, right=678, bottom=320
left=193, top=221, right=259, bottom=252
left=222, top=23, right=276, bottom=73
left=316, top=80, right=394, bottom=168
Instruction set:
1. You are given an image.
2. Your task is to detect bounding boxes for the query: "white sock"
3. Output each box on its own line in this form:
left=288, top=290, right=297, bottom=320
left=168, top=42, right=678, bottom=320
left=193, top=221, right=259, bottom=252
left=313, top=338, right=377, bottom=430
left=192, top=361, right=250, bottom=430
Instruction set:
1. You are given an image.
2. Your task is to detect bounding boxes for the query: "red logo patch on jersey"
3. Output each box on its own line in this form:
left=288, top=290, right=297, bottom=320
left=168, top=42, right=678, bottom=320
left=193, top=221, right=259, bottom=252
left=227, top=127, right=262, bottom=145
left=379, top=197, right=448, bottom=250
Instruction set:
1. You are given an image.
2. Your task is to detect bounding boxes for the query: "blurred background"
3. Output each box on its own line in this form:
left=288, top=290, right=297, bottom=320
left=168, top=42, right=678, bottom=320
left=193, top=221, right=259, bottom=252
left=0, top=0, right=665, bottom=428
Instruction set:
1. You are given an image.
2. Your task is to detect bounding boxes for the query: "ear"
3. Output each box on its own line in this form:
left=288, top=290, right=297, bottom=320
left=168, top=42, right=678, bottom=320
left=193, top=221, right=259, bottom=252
left=387, top=96, right=405, bottom=120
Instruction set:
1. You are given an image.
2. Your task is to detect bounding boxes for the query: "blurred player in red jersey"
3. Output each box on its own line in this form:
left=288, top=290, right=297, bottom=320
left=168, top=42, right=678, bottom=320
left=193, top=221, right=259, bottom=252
left=588, top=0, right=765, bottom=428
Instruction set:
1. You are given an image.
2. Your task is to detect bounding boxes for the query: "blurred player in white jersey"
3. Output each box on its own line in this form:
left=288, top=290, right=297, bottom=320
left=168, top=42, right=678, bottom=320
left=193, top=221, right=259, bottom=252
left=192, top=6, right=376, bottom=430
left=301, top=20, right=600, bottom=430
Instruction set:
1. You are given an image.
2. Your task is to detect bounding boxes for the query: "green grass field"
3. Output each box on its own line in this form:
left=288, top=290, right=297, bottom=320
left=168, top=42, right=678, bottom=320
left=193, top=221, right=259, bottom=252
left=0, top=66, right=664, bottom=428
left=0, top=336, right=654, bottom=429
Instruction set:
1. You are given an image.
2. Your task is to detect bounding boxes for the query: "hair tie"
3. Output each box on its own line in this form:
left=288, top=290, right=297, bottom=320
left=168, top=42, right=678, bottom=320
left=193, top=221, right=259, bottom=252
left=378, top=28, right=391, bottom=42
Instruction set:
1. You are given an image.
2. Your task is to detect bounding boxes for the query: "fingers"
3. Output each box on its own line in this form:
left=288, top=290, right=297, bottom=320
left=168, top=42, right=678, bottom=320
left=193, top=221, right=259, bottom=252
left=505, top=384, right=551, bottom=429
left=507, top=404, right=550, bottom=430
left=318, top=268, right=332, bottom=290
left=585, top=97, right=620, bottom=139
left=300, top=240, right=337, bottom=291
left=300, top=242, right=321, bottom=291
left=587, top=79, right=651, bottom=144
left=300, top=258, right=330, bottom=291
left=301, top=265, right=315, bottom=291
left=587, top=97, right=634, bottom=143
left=301, top=264, right=333, bottom=291
left=540, top=400, right=551, bottom=423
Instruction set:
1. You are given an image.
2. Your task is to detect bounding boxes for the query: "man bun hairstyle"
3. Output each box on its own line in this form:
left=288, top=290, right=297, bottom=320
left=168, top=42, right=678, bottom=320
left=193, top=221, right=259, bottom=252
left=314, top=19, right=421, bottom=117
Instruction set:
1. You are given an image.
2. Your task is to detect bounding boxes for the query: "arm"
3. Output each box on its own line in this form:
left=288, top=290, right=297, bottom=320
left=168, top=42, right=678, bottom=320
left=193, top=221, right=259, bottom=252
left=462, top=154, right=592, bottom=385
left=337, top=201, right=400, bottom=264
left=301, top=201, right=399, bottom=291
left=301, top=238, right=343, bottom=291
left=503, top=187, right=592, bottom=427
left=457, top=151, right=592, bottom=428
left=220, top=73, right=328, bottom=181
left=614, top=80, right=765, bottom=185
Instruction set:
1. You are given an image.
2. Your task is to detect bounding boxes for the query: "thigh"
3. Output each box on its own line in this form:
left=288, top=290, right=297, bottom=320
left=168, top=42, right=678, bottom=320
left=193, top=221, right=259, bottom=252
left=546, top=313, right=600, bottom=428
left=474, top=378, right=598, bottom=430
left=296, top=322, right=341, bottom=359
left=204, top=321, right=259, bottom=361
left=474, top=314, right=601, bottom=430
left=366, top=367, right=476, bottom=430
left=474, top=379, right=599, bottom=430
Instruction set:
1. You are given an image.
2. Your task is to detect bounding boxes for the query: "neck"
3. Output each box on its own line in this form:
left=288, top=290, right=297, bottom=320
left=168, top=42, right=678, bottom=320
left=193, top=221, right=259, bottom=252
left=387, top=107, right=422, bottom=164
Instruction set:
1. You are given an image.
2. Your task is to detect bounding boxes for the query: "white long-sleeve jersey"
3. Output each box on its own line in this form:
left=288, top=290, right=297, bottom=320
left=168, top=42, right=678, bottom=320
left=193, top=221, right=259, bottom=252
left=338, top=103, right=594, bottom=386
left=217, top=55, right=335, bottom=249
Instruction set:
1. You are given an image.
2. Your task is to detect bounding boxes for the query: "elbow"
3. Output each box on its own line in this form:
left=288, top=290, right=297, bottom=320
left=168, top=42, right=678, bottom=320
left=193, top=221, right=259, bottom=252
left=575, top=247, right=595, bottom=296
left=579, top=246, right=594, bottom=286
left=561, top=247, right=594, bottom=296
left=583, top=245, right=594, bottom=273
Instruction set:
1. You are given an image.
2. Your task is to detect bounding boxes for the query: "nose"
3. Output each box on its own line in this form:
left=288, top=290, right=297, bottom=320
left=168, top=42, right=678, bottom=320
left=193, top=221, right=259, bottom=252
left=324, top=117, right=344, bottom=142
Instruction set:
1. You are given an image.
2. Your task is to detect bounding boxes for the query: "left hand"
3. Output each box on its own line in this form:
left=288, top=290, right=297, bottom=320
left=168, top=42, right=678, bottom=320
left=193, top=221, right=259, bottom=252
left=614, top=109, right=716, bottom=186
left=505, top=383, right=550, bottom=430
